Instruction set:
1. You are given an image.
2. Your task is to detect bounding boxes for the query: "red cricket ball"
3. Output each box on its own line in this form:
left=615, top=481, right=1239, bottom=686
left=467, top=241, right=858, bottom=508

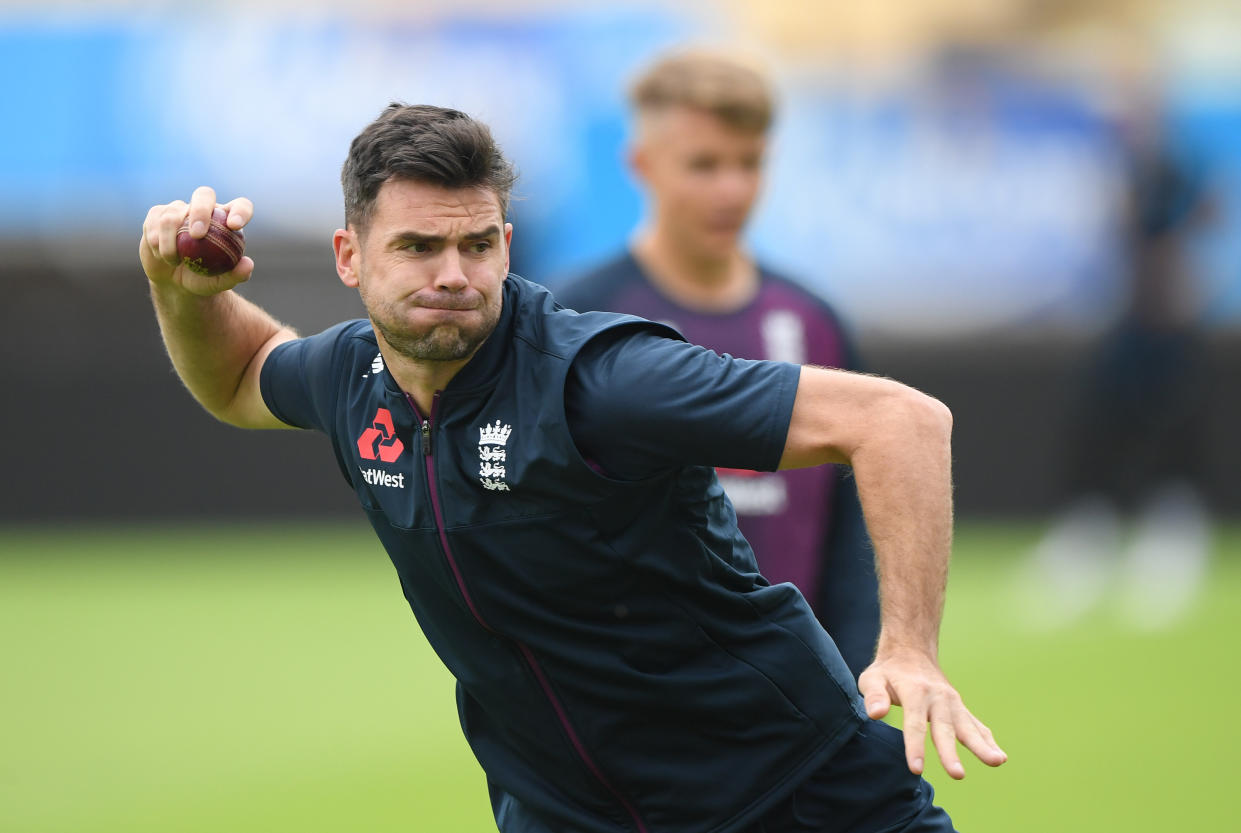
left=176, top=206, right=245, bottom=276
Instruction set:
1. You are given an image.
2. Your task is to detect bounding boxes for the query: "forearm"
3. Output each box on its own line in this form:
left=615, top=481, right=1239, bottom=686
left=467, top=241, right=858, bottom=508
left=781, top=367, right=953, bottom=657
left=783, top=368, right=1005, bottom=776
left=850, top=393, right=953, bottom=659
left=150, top=283, right=294, bottom=425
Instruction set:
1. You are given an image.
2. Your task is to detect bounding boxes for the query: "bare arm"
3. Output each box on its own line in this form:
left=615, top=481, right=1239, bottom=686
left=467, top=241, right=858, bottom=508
left=139, top=186, right=297, bottom=429
left=780, top=366, right=1006, bottom=779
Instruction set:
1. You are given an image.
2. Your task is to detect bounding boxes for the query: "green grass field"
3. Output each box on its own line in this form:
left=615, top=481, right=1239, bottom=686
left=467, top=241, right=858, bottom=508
left=2, top=521, right=1237, bottom=832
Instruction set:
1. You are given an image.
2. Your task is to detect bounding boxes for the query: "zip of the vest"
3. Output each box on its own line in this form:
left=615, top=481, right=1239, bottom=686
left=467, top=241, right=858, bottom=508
left=403, top=391, right=648, bottom=833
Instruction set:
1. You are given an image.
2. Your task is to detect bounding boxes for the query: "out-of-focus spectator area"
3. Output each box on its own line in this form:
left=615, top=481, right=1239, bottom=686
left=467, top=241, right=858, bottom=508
left=3, top=0, right=1239, bottom=520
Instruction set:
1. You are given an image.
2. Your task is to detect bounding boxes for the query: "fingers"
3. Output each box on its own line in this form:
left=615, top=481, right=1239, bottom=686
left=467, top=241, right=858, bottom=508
left=221, top=197, right=254, bottom=231
left=953, top=707, right=1007, bottom=769
left=174, top=255, right=256, bottom=298
left=140, top=190, right=255, bottom=294
left=139, top=200, right=189, bottom=276
left=928, top=697, right=963, bottom=779
left=857, top=667, right=892, bottom=720
left=158, top=201, right=188, bottom=262
left=864, top=653, right=1008, bottom=779
left=900, top=692, right=929, bottom=775
left=232, top=255, right=256, bottom=282
left=186, top=185, right=218, bottom=238
left=139, top=204, right=164, bottom=264
left=188, top=188, right=254, bottom=234
left=907, top=690, right=1007, bottom=780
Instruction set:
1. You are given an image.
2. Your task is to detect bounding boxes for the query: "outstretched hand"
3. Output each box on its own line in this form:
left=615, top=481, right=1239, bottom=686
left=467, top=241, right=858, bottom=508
left=858, top=647, right=1006, bottom=780
left=139, top=185, right=255, bottom=296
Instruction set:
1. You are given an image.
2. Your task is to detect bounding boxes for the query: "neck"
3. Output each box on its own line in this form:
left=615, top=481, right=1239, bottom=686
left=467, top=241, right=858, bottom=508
left=633, top=227, right=757, bottom=313
left=376, top=334, right=476, bottom=417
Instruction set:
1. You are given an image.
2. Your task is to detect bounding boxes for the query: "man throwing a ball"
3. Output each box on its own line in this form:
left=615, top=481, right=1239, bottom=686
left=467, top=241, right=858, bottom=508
left=140, top=103, right=1004, bottom=833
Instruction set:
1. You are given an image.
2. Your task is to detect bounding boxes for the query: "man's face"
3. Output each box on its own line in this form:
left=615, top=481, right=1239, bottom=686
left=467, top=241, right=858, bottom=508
left=335, top=179, right=512, bottom=363
left=632, top=106, right=767, bottom=259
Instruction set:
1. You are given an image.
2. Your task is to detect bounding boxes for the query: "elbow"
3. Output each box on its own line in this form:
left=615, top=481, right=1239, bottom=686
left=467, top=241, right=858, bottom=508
left=194, top=390, right=250, bottom=429
left=897, top=380, right=949, bottom=420
left=864, top=383, right=951, bottom=448
left=922, top=392, right=952, bottom=437
left=898, top=388, right=952, bottom=449
left=782, top=369, right=950, bottom=470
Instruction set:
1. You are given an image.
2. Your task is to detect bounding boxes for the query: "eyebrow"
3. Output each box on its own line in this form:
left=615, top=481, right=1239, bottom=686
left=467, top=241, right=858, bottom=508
left=390, top=225, right=502, bottom=246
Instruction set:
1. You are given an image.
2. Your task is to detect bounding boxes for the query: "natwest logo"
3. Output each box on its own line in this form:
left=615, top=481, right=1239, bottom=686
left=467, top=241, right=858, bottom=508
left=360, top=467, right=405, bottom=489
left=357, top=408, right=405, bottom=463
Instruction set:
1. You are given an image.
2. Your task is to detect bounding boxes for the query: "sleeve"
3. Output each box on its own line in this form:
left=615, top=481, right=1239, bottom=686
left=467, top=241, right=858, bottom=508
left=565, top=326, right=801, bottom=480
left=259, top=320, right=362, bottom=432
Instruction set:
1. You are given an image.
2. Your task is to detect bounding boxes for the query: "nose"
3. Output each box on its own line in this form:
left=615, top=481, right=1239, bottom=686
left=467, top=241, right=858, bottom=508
left=433, top=248, right=469, bottom=291
left=718, top=166, right=757, bottom=206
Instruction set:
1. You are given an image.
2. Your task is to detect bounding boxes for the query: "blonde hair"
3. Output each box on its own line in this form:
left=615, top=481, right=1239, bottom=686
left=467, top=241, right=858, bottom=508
left=629, top=49, right=775, bottom=133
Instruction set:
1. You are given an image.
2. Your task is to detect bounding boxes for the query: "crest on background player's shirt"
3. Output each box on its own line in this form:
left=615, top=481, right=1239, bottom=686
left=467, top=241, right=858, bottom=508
left=761, top=310, right=806, bottom=365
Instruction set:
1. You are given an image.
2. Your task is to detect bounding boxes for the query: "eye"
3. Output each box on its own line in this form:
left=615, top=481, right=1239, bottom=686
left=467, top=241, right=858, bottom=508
left=688, top=156, right=718, bottom=173
left=469, top=241, right=493, bottom=254
left=403, top=241, right=431, bottom=253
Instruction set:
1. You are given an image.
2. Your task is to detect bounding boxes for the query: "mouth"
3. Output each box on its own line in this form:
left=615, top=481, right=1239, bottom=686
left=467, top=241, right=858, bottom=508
left=417, top=304, right=476, bottom=313
left=411, top=295, right=480, bottom=312
left=705, top=217, right=746, bottom=235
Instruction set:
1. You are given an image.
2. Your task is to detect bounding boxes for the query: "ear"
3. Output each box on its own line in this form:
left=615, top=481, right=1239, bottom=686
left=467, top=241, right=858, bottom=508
left=333, top=227, right=360, bottom=288
left=628, top=141, right=651, bottom=185
left=503, top=222, right=513, bottom=276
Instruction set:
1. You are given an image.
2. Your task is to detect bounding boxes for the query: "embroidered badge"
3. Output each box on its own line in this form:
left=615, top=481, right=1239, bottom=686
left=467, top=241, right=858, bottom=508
left=477, top=420, right=513, bottom=491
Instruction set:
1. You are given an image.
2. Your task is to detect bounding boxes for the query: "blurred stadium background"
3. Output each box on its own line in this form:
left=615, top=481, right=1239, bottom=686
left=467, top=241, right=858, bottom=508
left=2, top=1, right=1238, bottom=831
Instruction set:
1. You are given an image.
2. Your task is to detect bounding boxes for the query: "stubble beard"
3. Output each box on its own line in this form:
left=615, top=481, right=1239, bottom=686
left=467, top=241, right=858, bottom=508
left=354, top=253, right=505, bottom=364
left=369, top=299, right=501, bottom=363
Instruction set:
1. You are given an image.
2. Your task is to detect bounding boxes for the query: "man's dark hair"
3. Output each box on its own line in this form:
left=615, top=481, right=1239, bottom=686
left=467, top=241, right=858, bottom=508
left=341, top=103, right=518, bottom=231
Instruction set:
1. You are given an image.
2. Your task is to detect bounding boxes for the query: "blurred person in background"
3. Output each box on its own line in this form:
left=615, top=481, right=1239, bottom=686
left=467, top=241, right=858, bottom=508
left=1020, top=86, right=1216, bottom=632
left=557, top=49, right=879, bottom=678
